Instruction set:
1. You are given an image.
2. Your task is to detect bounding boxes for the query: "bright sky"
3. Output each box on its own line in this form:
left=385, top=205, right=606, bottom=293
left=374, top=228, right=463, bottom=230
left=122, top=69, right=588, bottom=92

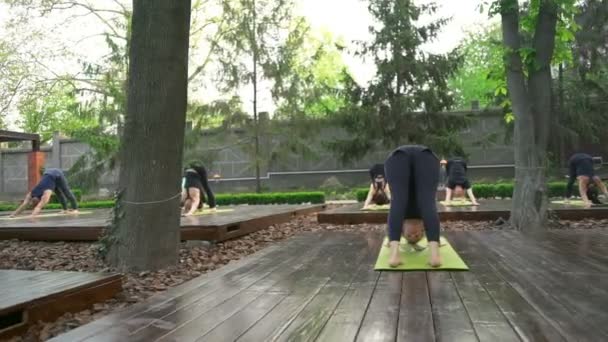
left=1, top=0, right=494, bottom=124
left=298, top=0, right=492, bottom=85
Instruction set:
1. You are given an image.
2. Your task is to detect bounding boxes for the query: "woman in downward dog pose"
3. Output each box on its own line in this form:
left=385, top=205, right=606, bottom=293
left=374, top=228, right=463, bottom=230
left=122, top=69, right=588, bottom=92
left=181, top=164, right=218, bottom=216
left=362, top=163, right=391, bottom=209
left=565, top=153, right=608, bottom=208
left=385, top=145, right=442, bottom=268
left=443, top=157, right=479, bottom=205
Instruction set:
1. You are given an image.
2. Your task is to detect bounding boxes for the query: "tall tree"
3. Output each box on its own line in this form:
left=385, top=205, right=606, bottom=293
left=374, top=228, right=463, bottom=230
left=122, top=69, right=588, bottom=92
left=329, top=0, right=467, bottom=162
left=490, top=0, right=576, bottom=230
left=105, top=0, right=191, bottom=271
left=214, top=0, right=296, bottom=192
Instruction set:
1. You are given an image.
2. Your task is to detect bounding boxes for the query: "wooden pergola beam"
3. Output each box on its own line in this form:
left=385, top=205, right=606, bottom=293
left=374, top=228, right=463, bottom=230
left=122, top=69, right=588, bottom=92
left=0, top=130, right=41, bottom=151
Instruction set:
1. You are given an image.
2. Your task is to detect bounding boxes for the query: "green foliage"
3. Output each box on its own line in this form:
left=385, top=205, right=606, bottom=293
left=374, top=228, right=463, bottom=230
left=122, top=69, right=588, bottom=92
left=271, top=23, right=354, bottom=119
left=329, top=0, right=468, bottom=162
left=213, top=0, right=297, bottom=92
left=49, top=189, right=83, bottom=204
left=215, top=192, right=325, bottom=205
left=448, top=24, right=504, bottom=110
left=471, top=183, right=496, bottom=199
left=356, top=188, right=369, bottom=202
left=16, top=86, right=88, bottom=143
left=477, top=0, right=578, bottom=126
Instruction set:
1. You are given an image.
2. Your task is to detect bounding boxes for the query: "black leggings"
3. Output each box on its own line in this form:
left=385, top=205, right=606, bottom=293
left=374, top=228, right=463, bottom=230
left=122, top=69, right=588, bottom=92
left=385, top=149, right=440, bottom=242
left=54, top=174, right=78, bottom=210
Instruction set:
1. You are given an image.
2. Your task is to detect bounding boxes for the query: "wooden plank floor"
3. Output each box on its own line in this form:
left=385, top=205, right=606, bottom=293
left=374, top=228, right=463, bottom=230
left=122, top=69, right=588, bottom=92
left=0, top=270, right=122, bottom=340
left=0, top=204, right=325, bottom=242
left=317, top=199, right=608, bottom=224
left=50, top=229, right=608, bottom=342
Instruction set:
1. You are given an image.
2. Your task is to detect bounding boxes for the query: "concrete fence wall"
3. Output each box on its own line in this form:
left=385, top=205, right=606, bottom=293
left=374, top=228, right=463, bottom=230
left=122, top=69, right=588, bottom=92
left=0, top=111, right=521, bottom=199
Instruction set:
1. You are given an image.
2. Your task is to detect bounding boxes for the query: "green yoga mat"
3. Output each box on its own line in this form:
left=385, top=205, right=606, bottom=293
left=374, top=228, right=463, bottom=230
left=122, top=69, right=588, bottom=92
left=440, top=200, right=475, bottom=207
left=0, top=211, right=93, bottom=220
left=551, top=200, right=608, bottom=207
left=190, top=208, right=234, bottom=216
left=375, top=236, right=469, bottom=271
left=361, top=204, right=390, bottom=211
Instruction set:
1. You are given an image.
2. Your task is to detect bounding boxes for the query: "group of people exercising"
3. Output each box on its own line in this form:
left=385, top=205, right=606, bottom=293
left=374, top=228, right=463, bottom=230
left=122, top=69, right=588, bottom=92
left=9, top=163, right=218, bottom=218
left=363, top=155, right=479, bottom=210
left=7, top=147, right=606, bottom=269
left=362, top=148, right=607, bottom=268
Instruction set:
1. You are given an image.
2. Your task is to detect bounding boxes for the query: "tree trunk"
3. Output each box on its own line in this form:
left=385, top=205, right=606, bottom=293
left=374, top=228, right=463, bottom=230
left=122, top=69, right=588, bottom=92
left=252, top=0, right=262, bottom=193
left=501, top=0, right=557, bottom=231
left=107, top=0, right=191, bottom=271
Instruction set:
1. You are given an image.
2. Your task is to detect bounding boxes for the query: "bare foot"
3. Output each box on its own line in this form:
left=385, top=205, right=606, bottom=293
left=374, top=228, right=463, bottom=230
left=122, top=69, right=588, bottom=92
left=428, top=241, right=442, bottom=267
left=388, top=241, right=402, bottom=268
left=68, top=209, right=79, bottom=215
left=208, top=207, right=217, bottom=213
left=472, top=202, right=480, bottom=206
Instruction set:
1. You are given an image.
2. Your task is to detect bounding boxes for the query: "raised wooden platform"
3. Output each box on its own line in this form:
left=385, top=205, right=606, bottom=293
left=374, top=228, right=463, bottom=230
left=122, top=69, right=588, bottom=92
left=0, top=204, right=325, bottom=242
left=317, top=199, right=608, bottom=224
left=0, top=270, right=122, bottom=340
left=50, top=229, right=608, bottom=341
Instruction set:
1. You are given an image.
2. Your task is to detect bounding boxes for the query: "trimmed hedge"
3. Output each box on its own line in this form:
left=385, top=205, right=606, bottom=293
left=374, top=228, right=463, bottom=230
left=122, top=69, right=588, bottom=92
left=0, top=192, right=325, bottom=212
left=49, top=189, right=83, bottom=204
left=356, top=189, right=369, bottom=202
left=355, top=182, right=608, bottom=201
left=216, top=192, right=325, bottom=205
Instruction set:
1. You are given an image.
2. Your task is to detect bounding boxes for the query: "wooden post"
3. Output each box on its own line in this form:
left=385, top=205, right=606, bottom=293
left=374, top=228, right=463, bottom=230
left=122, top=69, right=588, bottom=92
left=28, top=151, right=45, bottom=191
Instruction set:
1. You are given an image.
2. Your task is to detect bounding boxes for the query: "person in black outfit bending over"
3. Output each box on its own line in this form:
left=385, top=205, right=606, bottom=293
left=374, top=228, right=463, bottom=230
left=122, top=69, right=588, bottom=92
left=363, top=163, right=392, bottom=209
left=10, top=168, right=79, bottom=217
left=181, top=164, right=217, bottom=216
left=385, top=145, right=442, bottom=268
left=442, top=157, right=479, bottom=205
left=565, top=153, right=608, bottom=208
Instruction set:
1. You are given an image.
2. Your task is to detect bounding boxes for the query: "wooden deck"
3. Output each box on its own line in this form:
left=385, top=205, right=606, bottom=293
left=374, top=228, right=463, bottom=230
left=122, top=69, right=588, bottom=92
left=0, top=204, right=325, bottom=242
left=318, top=199, right=608, bottom=224
left=50, top=229, right=608, bottom=342
left=0, top=270, right=122, bottom=340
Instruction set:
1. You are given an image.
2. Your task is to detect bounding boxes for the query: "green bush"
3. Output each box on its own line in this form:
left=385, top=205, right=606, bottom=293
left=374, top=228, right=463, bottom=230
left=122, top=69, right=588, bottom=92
left=215, top=192, right=325, bottom=205
left=471, top=184, right=495, bottom=199
left=356, top=188, right=369, bottom=202
left=494, top=183, right=514, bottom=198
left=547, top=182, right=567, bottom=198
left=49, top=189, right=83, bottom=204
